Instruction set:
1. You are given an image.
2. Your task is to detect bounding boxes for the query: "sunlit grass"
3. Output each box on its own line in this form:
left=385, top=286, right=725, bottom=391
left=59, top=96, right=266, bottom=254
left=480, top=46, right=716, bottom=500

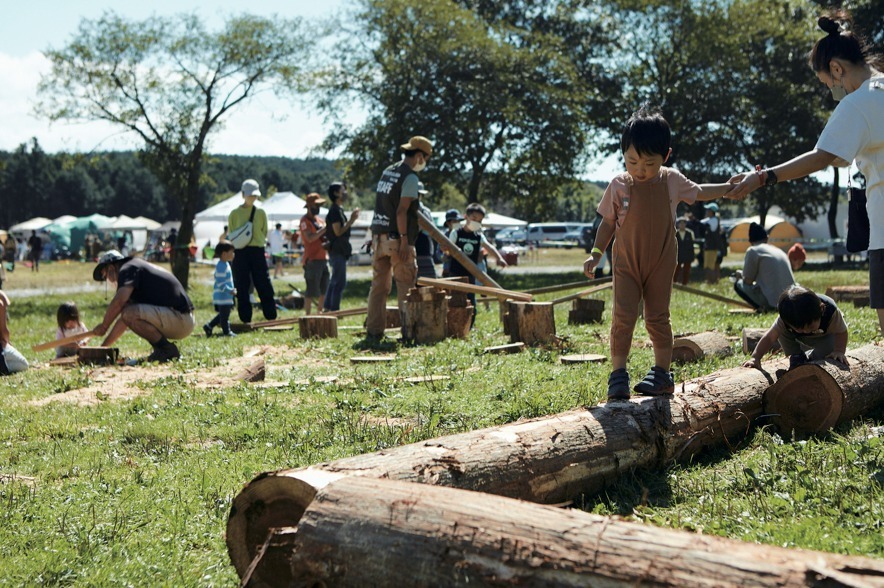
left=0, top=260, right=880, bottom=585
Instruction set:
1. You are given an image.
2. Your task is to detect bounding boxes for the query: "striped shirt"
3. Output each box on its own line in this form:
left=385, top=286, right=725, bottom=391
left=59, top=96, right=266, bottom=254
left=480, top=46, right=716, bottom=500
left=212, top=260, right=235, bottom=306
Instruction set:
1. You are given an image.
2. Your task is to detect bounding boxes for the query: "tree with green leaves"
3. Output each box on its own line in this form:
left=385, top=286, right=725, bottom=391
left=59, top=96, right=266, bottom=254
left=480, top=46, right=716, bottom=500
left=316, top=0, right=618, bottom=217
left=37, top=12, right=311, bottom=287
left=596, top=0, right=829, bottom=226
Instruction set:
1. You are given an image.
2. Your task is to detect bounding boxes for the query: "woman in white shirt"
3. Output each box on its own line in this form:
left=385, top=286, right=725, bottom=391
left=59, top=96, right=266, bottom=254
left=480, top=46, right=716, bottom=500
left=728, top=10, right=884, bottom=332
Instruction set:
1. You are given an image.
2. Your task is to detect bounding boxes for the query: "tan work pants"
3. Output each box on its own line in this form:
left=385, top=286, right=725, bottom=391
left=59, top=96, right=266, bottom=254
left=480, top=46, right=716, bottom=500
left=365, top=234, right=417, bottom=337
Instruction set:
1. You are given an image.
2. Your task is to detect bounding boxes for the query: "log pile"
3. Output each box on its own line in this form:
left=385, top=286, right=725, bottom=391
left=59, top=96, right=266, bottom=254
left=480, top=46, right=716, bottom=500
left=241, top=476, right=884, bottom=588
left=402, top=287, right=448, bottom=344
left=672, top=331, right=733, bottom=363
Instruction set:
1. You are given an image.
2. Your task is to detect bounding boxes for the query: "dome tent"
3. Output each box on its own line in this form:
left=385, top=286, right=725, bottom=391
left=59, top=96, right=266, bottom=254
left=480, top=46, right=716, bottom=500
left=727, top=215, right=802, bottom=253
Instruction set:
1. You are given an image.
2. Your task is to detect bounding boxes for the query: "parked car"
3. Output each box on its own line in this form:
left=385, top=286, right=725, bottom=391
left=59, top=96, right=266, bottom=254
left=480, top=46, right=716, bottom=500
left=525, top=223, right=571, bottom=246
left=495, top=227, right=527, bottom=247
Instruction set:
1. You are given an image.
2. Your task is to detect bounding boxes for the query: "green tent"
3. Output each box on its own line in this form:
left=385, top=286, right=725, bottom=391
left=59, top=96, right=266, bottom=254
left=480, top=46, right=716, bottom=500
left=43, top=214, right=114, bottom=256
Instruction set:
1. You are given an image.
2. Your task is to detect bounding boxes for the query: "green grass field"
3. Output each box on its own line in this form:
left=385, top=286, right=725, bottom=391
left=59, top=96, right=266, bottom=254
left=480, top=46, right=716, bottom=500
left=0, top=258, right=881, bottom=586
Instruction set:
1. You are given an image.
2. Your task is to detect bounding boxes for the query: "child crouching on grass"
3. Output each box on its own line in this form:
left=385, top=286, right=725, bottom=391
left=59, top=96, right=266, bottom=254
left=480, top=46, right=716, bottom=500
left=583, top=105, right=736, bottom=401
left=55, top=301, right=89, bottom=358
left=743, top=286, right=849, bottom=371
left=203, top=240, right=236, bottom=338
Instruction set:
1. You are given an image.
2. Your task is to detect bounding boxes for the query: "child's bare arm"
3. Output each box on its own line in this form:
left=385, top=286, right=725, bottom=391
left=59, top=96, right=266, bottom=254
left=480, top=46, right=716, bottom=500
left=743, top=326, right=781, bottom=369
left=696, top=183, right=736, bottom=200
left=828, top=331, right=849, bottom=365
left=583, top=218, right=615, bottom=277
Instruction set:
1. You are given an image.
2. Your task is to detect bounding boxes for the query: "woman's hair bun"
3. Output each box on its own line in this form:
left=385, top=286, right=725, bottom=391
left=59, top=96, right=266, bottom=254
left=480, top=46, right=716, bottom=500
left=818, top=16, right=841, bottom=35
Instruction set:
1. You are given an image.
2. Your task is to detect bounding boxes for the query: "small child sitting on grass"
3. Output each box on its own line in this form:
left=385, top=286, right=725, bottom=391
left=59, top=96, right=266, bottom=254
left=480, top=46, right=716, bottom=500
left=743, top=286, right=849, bottom=370
left=203, top=240, right=236, bottom=338
left=55, top=301, right=89, bottom=358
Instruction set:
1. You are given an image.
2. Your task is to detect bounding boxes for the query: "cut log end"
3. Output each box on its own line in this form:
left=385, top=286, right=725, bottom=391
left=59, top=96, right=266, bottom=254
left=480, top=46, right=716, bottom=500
left=763, top=364, right=843, bottom=435
left=560, top=353, right=607, bottom=365
left=672, top=332, right=733, bottom=364
left=226, top=474, right=318, bottom=587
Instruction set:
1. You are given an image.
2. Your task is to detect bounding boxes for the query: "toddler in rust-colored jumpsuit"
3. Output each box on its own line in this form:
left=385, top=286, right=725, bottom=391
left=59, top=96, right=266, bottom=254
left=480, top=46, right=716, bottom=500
left=584, top=106, right=735, bottom=401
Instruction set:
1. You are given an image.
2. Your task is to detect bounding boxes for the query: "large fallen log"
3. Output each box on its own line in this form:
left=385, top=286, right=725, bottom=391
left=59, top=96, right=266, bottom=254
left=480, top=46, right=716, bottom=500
left=764, top=344, right=884, bottom=435
left=244, top=476, right=884, bottom=588
left=228, top=345, right=884, bottom=583
left=229, top=356, right=789, bottom=577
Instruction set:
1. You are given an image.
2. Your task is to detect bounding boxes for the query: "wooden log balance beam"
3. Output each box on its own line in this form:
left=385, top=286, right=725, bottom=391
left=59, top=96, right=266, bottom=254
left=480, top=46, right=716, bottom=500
left=240, top=476, right=884, bottom=588
left=416, top=277, right=532, bottom=302
left=226, top=344, right=884, bottom=582
left=231, top=354, right=790, bottom=577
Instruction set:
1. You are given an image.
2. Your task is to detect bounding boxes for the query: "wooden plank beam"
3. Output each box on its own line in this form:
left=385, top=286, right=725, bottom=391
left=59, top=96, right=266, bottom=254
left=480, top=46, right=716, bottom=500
left=672, top=283, right=755, bottom=309
left=416, top=277, right=532, bottom=302
left=550, top=283, right=612, bottom=306
left=417, top=214, right=501, bottom=289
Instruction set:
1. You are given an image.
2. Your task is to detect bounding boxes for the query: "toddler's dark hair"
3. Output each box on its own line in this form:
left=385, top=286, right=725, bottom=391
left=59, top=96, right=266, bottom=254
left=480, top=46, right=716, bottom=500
left=56, top=301, right=80, bottom=329
left=809, top=10, right=873, bottom=72
left=620, top=105, right=671, bottom=158
left=465, top=203, right=486, bottom=217
left=778, top=286, right=823, bottom=329
left=214, top=240, right=235, bottom=258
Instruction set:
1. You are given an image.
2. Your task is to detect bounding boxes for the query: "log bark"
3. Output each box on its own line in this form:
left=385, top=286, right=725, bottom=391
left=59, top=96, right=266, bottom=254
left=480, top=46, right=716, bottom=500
left=385, top=306, right=401, bottom=329
left=672, top=331, right=733, bottom=364
left=567, top=298, right=605, bottom=325
left=402, top=288, right=448, bottom=344
left=236, top=359, right=266, bottom=382
left=764, top=344, right=884, bottom=435
left=297, top=316, right=338, bottom=339
left=243, top=476, right=884, bottom=588
left=505, top=301, right=556, bottom=345
left=235, top=345, right=884, bottom=578
left=446, top=306, right=473, bottom=339
left=742, top=328, right=781, bottom=355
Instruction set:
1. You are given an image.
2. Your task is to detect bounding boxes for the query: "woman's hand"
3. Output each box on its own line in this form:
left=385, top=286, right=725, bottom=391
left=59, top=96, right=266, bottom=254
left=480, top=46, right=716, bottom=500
left=726, top=171, right=763, bottom=200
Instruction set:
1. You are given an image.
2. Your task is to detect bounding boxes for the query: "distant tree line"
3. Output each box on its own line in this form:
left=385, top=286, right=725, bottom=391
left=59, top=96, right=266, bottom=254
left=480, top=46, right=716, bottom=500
left=0, top=139, right=340, bottom=229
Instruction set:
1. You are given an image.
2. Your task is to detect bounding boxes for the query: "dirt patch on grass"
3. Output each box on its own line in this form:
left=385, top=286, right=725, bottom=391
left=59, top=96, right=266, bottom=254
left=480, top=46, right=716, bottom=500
left=30, top=344, right=328, bottom=407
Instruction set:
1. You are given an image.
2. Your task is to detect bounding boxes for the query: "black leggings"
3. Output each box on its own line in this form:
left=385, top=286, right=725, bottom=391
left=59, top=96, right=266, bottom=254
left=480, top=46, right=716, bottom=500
left=232, top=246, right=277, bottom=323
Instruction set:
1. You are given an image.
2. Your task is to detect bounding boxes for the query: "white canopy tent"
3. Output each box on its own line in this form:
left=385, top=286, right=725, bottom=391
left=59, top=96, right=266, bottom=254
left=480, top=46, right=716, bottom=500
left=10, top=216, right=52, bottom=235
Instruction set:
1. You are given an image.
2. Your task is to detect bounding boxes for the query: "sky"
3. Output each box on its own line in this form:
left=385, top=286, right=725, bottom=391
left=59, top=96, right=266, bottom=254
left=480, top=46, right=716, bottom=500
left=0, top=0, right=620, bottom=180
left=1, top=0, right=353, bottom=159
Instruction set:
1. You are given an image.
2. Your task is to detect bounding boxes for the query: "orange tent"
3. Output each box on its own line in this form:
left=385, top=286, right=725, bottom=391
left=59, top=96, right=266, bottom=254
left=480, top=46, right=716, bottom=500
left=727, top=216, right=802, bottom=253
